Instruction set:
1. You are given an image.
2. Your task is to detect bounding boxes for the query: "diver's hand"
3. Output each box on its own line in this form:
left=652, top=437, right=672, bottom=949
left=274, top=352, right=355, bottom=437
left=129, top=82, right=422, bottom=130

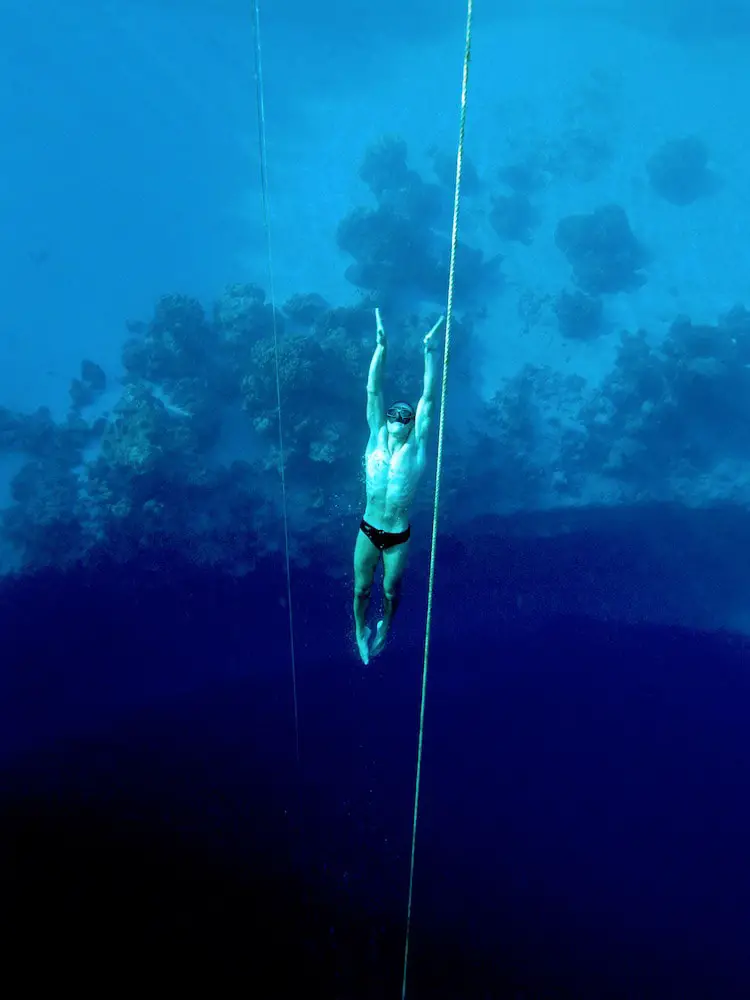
left=375, top=307, right=386, bottom=346
left=424, top=315, right=444, bottom=353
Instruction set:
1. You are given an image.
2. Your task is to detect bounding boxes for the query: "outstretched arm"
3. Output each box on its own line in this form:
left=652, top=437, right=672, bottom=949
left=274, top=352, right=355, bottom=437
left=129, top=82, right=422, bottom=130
left=366, top=307, right=387, bottom=436
left=414, top=315, right=444, bottom=444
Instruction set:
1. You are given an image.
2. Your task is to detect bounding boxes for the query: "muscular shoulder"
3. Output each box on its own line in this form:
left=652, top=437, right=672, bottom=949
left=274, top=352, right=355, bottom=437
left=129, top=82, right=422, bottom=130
left=365, top=426, right=388, bottom=456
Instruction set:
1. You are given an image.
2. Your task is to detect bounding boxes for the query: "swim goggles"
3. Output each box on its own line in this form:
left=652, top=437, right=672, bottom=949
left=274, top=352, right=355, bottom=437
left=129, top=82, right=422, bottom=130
left=386, top=404, right=415, bottom=424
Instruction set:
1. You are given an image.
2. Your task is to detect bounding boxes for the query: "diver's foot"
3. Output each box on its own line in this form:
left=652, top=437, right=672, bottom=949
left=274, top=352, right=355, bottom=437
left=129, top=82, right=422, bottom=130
left=357, top=626, right=371, bottom=665
left=369, top=620, right=388, bottom=658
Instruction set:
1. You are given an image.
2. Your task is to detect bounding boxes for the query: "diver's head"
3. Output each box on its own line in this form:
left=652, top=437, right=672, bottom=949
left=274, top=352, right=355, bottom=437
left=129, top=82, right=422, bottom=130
left=386, top=401, right=415, bottom=440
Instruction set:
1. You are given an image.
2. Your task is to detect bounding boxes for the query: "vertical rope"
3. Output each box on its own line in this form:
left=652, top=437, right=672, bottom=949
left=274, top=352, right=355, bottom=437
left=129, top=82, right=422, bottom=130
left=251, top=0, right=300, bottom=763
left=401, top=2, right=474, bottom=996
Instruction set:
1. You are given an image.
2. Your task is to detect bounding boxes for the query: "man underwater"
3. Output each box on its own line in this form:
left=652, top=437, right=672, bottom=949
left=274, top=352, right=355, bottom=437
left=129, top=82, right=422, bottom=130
left=353, top=307, right=444, bottom=664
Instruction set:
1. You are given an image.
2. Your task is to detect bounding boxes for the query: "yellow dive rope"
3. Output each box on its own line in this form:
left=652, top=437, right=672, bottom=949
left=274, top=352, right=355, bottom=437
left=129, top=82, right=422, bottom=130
left=401, top=1, right=474, bottom=996
left=251, top=0, right=300, bottom=763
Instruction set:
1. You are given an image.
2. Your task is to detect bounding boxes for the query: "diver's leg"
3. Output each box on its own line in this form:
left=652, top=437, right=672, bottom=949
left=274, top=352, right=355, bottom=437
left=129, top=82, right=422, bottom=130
left=370, top=538, right=410, bottom=657
left=353, top=528, right=381, bottom=664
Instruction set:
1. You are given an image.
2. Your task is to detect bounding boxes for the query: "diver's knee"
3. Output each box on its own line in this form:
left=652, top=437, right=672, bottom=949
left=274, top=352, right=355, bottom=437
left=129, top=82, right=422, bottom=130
left=354, top=582, right=372, bottom=601
left=384, top=582, right=402, bottom=603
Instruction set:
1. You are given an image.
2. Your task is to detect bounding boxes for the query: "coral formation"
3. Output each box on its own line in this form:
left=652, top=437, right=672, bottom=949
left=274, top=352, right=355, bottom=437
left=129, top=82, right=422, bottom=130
left=337, top=136, right=500, bottom=308
left=647, top=137, right=718, bottom=206
left=489, top=192, right=539, bottom=245
left=556, top=204, right=647, bottom=295
left=0, top=137, right=747, bottom=577
left=554, top=289, right=604, bottom=341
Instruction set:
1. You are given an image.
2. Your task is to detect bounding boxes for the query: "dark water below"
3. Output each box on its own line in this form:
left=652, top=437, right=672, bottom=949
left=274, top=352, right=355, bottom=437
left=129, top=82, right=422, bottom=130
left=1, top=529, right=749, bottom=998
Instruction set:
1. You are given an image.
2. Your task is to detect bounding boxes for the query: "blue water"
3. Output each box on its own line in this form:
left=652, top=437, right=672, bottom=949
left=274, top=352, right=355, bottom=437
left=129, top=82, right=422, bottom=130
left=4, top=532, right=750, bottom=996
left=3, top=1, right=750, bottom=996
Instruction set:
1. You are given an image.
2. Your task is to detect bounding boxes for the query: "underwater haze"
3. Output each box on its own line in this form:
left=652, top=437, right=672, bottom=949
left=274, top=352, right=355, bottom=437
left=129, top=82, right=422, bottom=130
left=3, top=1, right=750, bottom=996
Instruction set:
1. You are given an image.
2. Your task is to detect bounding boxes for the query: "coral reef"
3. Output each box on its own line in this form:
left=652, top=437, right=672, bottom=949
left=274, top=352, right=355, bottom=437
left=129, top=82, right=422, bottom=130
left=1, top=137, right=748, bottom=579
left=489, top=192, right=539, bottom=245
left=69, top=359, right=106, bottom=411
left=556, top=205, right=647, bottom=295
left=647, top=137, right=718, bottom=206
left=554, top=289, right=604, bottom=341
left=337, top=136, right=500, bottom=308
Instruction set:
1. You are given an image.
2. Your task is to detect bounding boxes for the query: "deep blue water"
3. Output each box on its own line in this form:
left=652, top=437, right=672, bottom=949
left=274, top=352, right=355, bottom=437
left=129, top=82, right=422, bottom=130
left=2, top=523, right=750, bottom=998
left=4, top=2, right=750, bottom=996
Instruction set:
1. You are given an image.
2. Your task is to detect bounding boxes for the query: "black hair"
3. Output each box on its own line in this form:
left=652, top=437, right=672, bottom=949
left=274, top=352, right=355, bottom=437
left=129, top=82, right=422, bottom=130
left=389, top=400, right=415, bottom=413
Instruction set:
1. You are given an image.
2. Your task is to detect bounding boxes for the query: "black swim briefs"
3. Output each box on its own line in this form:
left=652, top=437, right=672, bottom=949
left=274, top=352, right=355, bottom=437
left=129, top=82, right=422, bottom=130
left=360, top=519, right=411, bottom=552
